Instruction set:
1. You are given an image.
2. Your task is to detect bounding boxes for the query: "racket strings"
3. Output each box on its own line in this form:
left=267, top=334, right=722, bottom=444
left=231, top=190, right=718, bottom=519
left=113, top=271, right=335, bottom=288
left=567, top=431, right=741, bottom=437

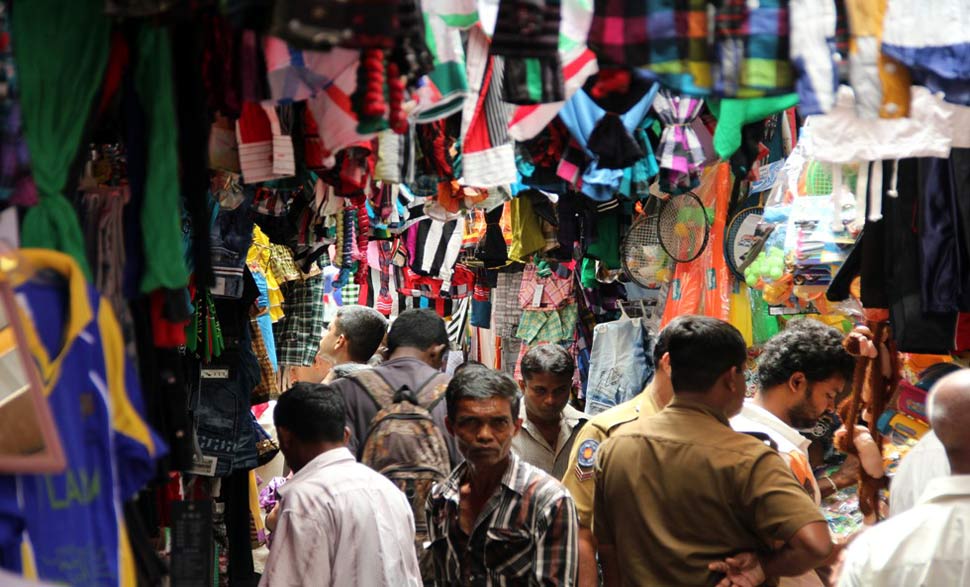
left=658, top=193, right=708, bottom=262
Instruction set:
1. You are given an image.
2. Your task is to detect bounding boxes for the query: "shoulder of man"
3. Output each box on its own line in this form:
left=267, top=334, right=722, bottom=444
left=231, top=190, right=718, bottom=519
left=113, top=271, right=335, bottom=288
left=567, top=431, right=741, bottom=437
left=564, top=400, right=641, bottom=486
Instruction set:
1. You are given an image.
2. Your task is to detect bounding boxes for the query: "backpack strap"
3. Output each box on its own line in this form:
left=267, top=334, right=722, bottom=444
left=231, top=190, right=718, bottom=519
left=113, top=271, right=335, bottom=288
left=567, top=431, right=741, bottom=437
left=416, top=373, right=451, bottom=411
left=345, top=369, right=397, bottom=412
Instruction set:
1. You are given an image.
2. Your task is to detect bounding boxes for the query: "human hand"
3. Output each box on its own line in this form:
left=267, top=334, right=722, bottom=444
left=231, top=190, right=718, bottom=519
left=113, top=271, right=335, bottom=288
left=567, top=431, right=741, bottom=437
left=710, top=552, right=767, bottom=587
left=830, top=454, right=861, bottom=487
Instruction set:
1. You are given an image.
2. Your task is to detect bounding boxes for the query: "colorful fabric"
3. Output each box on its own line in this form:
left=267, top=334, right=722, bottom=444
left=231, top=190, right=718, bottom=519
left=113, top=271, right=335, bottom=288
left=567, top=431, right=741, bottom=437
left=492, top=270, right=525, bottom=339
left=518, top=264, right=574, bottom=310
left=587, top=0, right=712, bottom=95
left=263, top=35, right=359, bottom=105
left=713, top=0, right=795, bottom=98
left=653, top=89, right=706, bottom=195
left=491, top=0, right=564, bottom=105
left=460, top=28, right=517, bottom=188
left=275, top=274, right=326, bottom=366
left=0, top=250, right=163, bottom=587
left=516, top=304, right=579, bottom=344
left=0, top=1, right=35, bottom=206
left=790, top=0, right=838, bottom=116
left=507, top=0, right=599, bottom=141
left=412, top=4, right=471, bottom=123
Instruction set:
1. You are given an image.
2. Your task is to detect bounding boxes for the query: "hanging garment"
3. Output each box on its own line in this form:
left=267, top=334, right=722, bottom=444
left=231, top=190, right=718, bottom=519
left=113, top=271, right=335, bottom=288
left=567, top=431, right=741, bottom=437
left=516, top=304, right=578, bottom=345
left=460, top=28, right=517, bottom=188
left=263, top=36, right=359, bottom=105
left=708, top=93, right=799, bottom=160
left=790, top=0, right=838, bottom=116
left=881, top=0, right=970, bottom=106
left=0, top=1, right=36, bottom=207
left=491, top=0, right=564, bottom=105
left=12, top=0, right=112, bottom=279
left=712, top=0, right=796, bottom=98
left=507, top=0, right=598, bottom=141
left=557, top=85, right=658, bottom=201
left=304, top=64, right=375, bottom=169
left=412, top=2, right=472, bottom=122
left=587, top=0, right=713, bottom=95
left=274, top=273, right=326, bottom=367
left=235, top=102, right=297, bottom=184
left=652, top=89, right=706, bottom=195
left=0, top=250, right=164, bottom=587
left=584, top=317, right=656, bottom=415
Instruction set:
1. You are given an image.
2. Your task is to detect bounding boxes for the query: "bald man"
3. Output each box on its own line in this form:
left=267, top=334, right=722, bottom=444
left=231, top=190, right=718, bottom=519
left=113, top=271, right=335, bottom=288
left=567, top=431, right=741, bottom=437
left=839, top=369, right=970, bottom=586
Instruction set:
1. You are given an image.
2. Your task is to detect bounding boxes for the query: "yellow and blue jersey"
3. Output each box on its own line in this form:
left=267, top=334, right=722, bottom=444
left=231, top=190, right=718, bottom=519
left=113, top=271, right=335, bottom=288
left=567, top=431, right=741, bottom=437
left=0, top=250, right=165, bottom=587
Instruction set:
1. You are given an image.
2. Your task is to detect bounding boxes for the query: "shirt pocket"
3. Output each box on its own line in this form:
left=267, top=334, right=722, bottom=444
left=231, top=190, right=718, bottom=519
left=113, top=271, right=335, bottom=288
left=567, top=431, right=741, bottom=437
left=484, top=527, right=534, bottom=582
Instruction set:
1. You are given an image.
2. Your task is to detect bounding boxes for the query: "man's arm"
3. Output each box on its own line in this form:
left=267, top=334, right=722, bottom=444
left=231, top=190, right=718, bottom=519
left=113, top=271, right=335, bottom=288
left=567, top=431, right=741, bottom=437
left=534, top=493, right=580, bottom=586
left=760, top=521, right=832, bottom=578
left=576, top=527, right=599, bottom=587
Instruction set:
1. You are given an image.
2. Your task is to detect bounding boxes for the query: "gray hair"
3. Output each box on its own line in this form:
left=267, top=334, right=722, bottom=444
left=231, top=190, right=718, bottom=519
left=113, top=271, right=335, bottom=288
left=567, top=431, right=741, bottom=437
left=445, top=364, right=521, bottom=421
left=334, top=305, right=388, bottom=362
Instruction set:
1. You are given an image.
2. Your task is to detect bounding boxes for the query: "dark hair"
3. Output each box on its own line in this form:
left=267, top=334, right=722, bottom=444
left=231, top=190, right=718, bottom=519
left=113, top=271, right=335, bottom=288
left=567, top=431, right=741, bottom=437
left=274, top=382, right=346, bottom=443
left=386, top=309, right=449, bottom=353
left=520, top=345, right=574, bottom=382
left=653, top=325, right=671, bottom=365
left=445, top=364, right=521, bottom=421
left=666, top=315, right=747, bottom=393
left=334, top=305, right=388, bottom=362
left=756, top=319, right=855, bottom=390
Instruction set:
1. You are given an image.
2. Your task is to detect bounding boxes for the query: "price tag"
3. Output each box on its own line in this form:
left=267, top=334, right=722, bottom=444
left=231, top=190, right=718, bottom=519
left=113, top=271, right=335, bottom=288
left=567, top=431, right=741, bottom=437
left=187, top=454, right=218, bottom=477
left=531, top=284, right=544, bottom=307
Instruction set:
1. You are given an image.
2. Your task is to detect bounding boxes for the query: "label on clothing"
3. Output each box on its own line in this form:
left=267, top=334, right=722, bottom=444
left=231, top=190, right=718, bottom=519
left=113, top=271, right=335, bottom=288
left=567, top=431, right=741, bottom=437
left=170, top=500, right=214, bottom=587
left=200, top=368, right=230, bottom=380
left=532, top=284, right=544, bottom=307
left=187, top=454, right=218, bottom=477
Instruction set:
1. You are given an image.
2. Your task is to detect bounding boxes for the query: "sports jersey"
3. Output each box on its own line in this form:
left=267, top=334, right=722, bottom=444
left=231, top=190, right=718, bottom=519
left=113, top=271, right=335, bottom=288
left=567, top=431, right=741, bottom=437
left=0, top=249, right=164, bottom=587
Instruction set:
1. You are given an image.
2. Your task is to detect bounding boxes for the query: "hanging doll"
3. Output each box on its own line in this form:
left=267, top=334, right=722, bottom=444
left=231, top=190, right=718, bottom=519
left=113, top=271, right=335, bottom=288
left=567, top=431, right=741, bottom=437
left=835, top=319, right=900, bottom=524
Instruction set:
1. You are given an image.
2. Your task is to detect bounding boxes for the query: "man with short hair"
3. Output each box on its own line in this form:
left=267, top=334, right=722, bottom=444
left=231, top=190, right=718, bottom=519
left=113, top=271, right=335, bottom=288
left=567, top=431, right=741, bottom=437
left=561, top=327, right=674, bottom=586
left=260, top=383, right=421, bottom=586
left=427, top=365, right=579, bottom=586
left=512, top=345, right=587, bottom=478
left=595, top=315, right=832, bottom=587
left=319, top=305, right=388, bottom=382
left=839, top=369, right=970, bottom=585
left=328, top=308, right=457, bottom=462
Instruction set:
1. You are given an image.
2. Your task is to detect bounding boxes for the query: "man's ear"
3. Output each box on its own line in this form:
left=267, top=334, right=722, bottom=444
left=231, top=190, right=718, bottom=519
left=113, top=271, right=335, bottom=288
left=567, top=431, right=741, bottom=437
left=512, top=417, right=524, bottom=436
left=659, top=352, right=672, bottom=376
left=518, top=379, right=527, bottom=391
left=334, top=333, right=347, bottom=351
left=431, top=343, right=448, bottom=364
left=788, top=371, right=807, bottom=395
left=277, top=427, right=292, bottom=452
left=342, top=426, right=351, bottom=445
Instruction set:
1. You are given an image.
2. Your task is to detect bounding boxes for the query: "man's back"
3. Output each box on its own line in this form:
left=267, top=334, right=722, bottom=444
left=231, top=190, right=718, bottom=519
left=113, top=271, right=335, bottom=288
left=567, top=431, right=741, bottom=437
left=261, top=447, right=421, bottom=586
left=329, top=356, right=458, bottom=463
left=840, top=475, right=970, bottom=587
left=889, top=431, right=950, bottom=517
left=594, top=397, right=824, bottom=586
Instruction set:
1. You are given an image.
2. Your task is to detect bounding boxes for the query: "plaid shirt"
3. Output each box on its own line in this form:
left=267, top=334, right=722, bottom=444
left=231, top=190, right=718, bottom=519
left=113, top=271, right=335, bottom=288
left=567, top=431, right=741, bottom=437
left=588, top=0, right=713, bottom=95
left=426, top=452, right=579, bottom=586
left=713, top=0, right=794, bottom=97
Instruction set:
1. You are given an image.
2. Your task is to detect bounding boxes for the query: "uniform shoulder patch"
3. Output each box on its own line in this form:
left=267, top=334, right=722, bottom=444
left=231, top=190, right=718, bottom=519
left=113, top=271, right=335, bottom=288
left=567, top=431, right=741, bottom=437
left=576, top=439, right=599, bottom=468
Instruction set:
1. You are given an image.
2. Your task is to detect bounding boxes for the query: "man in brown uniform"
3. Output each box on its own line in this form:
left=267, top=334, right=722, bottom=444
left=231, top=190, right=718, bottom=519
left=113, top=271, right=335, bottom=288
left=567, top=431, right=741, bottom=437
left=594, top=316, right=832, bottom=587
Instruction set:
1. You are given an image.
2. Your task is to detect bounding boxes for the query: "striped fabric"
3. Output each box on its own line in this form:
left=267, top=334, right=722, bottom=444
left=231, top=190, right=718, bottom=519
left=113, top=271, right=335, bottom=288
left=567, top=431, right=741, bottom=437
left=588, top=0, right=712, bottom=95
left=713, top=0, right=795, bottom=98
left=653, top=89, right=706, bottom=195
left=461, top=27, right=517, bottom=188
left=426, top=452, right=579, bottom=586
left=236, top=102, right=297, bottom=184
left=491, top=0, right=564, bottom=105
left=275, top=273, right=326, bottom=366
left=412, top=3, right=472, bottom=123
left=410, top=216, right=466, bottom=282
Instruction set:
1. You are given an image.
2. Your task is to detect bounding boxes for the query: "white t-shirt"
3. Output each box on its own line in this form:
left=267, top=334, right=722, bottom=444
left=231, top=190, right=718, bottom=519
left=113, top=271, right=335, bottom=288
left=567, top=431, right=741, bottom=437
left=889, top=431, right=950, bottom=517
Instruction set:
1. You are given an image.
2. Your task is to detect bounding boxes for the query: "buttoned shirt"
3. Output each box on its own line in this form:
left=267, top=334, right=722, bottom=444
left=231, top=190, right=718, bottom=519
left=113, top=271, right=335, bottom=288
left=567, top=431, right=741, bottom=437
left=594, top=397, right=825, bottom=587
left=561, top=388, right=663, bottom=527
left=889, top=431, right=950, bottom=517
left=512, top=402, right=587, bottom=479
left=426, top=452, right=579, bottom=586
left=840, top=475, right=970, bottom=587
left=260, top=447, right=421, bottom=587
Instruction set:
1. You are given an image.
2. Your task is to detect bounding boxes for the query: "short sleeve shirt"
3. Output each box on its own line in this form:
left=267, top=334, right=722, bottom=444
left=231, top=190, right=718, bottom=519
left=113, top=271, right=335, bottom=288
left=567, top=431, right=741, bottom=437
left=560, top=390, right=661, bottom=527
left=593, top=397, right=825, bottom=587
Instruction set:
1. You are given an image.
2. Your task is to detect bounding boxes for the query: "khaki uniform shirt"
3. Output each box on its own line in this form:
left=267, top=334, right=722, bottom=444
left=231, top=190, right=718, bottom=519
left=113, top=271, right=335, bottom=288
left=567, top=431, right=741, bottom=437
left=594, top=397, right=825, bottom=587
left=560, top=389, right=663, bottom=527
left=512, top=402, right=587, bottom=479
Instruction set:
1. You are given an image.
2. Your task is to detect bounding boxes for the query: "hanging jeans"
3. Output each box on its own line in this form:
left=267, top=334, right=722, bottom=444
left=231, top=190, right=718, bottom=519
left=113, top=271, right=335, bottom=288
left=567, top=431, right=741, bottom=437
left=584, top=318, right=656, bottom=416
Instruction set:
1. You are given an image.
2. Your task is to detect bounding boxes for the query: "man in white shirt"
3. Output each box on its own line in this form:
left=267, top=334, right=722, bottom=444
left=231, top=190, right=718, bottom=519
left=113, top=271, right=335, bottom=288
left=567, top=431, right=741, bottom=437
left=511, top=345, right=587, bottom=478
left=260, top=383, right=420, bottom=587
left=839, top=369, right=970, bottom=586
left=731, top=319, right=855, bottom=587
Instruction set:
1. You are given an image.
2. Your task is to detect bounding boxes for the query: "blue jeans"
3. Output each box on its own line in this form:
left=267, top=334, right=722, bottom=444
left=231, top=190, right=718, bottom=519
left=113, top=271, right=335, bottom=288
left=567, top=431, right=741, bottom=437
left=584, top=318, right=656, bottom=416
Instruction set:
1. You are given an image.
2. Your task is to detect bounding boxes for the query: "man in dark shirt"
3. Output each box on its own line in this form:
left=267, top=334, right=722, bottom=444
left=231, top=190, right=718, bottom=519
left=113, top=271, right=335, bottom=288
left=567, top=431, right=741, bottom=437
left=327, top=308, right=458, bottom=464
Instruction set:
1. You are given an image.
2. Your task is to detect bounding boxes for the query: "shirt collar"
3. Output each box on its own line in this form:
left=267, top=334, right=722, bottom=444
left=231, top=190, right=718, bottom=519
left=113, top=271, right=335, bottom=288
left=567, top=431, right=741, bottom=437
left=668, top=396, right=731, bottom=426
left=285, top=446, right=356, bottom=491
left=518, top=401, right=586, bottom=429
left=918, top=475, right=970, bottom=505
left=738, top=401, right=812, bottom=454
left=444, top=452, right=529, bottom=500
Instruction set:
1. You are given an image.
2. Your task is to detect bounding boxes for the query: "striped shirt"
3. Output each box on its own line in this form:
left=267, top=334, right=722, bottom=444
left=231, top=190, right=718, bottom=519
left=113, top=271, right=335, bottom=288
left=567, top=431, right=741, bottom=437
left=426, top=452, right=578, bottom=586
